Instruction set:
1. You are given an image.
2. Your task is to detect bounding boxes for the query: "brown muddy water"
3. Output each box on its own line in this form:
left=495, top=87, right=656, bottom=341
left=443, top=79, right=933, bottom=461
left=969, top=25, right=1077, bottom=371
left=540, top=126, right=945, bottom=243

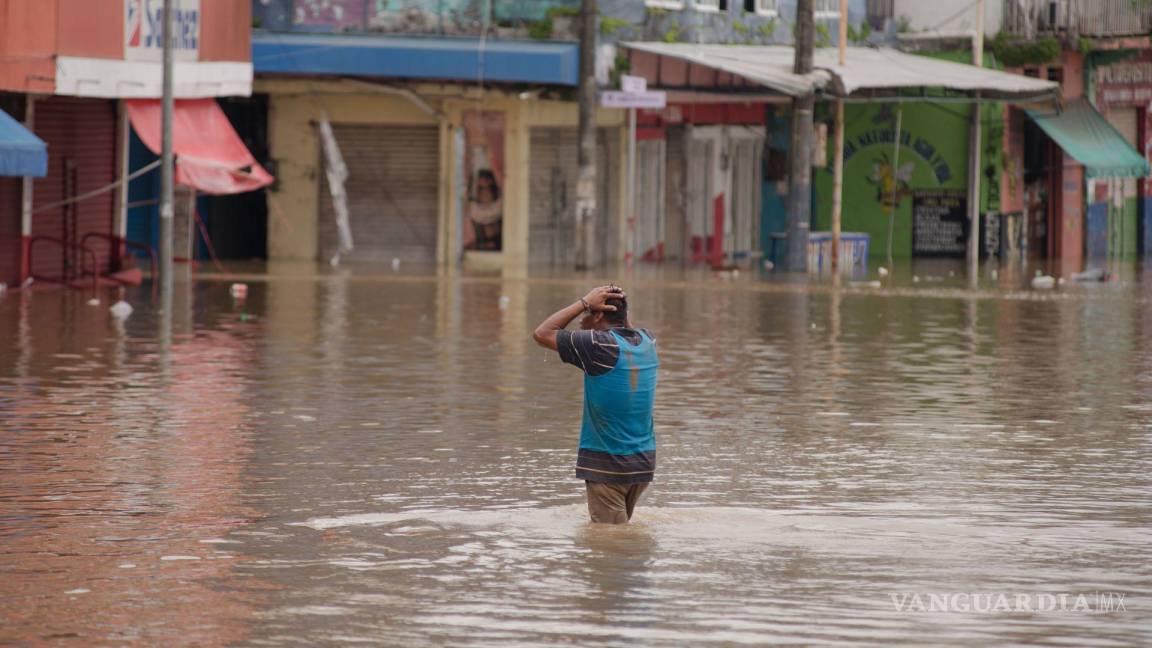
left=0, top=262, right=1149, bottom=646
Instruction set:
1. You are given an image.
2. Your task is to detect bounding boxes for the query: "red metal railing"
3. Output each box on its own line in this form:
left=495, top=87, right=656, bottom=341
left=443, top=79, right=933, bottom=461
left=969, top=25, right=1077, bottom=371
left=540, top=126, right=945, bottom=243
left=27, top=235, right=99, bottom=296
left=81, top=232, right=158, bottom=292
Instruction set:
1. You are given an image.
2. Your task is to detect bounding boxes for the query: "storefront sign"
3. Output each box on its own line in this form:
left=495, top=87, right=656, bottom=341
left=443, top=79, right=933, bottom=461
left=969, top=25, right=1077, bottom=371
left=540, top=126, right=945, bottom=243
left=601, top=91, right=667, bottom=109
left=125, top=0, right=200, bottom=62
left=844, top=127, right=954, bottom=185
left=1096, top=60, right=1152, bottom=107
left=912, top=190, right=968, bottom=256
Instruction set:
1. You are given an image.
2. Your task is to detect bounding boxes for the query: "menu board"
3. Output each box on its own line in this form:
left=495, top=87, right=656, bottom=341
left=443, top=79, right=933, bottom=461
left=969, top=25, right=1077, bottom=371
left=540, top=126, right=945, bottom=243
left=912, top=190, right=968, bottom=256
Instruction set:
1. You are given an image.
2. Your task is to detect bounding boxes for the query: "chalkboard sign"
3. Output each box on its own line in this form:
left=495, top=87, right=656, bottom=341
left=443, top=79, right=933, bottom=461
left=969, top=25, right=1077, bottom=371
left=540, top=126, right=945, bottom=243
left=912, top=190, right=968, bottom=256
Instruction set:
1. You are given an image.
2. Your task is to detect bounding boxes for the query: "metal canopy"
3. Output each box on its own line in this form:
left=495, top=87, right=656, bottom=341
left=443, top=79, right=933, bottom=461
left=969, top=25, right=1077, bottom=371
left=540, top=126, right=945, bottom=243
left=622, top=43, right=1059, bottom=102
left=1026, top=99, right=1151, bottom=179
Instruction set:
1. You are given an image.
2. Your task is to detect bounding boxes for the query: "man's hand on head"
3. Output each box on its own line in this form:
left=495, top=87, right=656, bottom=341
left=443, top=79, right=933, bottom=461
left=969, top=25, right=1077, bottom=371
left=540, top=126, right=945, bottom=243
left=582, top=284, right=626, bottom=313
left=533, top=285, right=626, bottom=351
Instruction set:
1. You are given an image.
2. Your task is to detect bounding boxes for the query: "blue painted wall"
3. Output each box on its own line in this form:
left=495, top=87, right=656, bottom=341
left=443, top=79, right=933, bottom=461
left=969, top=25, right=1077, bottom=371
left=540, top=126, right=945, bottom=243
left=1086, top=201, right=1108, bottom=263
left=1144, top=197, right=1152, bottom=257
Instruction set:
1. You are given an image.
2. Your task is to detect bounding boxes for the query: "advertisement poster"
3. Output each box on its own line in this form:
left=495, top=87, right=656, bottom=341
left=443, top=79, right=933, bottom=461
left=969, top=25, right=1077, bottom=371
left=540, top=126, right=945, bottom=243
left=912, top=189, right=968, bottom=257
left=463, top=111, right=505, bottom=251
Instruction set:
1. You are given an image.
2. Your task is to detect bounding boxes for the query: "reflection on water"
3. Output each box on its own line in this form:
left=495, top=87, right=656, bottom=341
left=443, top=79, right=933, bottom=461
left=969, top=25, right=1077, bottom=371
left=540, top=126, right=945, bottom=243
left=1, top=263, right=1150, bottom=646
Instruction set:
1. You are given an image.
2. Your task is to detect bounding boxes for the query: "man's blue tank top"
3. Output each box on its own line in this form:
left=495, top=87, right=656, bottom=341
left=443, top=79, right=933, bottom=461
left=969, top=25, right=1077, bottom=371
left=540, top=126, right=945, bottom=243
left=579, top=329, right=659, bottom=455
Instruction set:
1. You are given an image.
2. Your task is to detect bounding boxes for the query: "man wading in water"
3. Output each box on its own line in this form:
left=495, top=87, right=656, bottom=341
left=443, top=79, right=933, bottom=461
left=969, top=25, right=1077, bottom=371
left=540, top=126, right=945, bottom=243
left=532, top=285, right=660, bottom=524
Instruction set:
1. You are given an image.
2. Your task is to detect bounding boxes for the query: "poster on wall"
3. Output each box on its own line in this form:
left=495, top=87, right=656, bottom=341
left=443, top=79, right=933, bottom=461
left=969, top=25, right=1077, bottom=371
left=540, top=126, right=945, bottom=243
left=293, top=0, right=366, bottom=30
left=912, top=190, right=968, bottom=257
left=463, top=111, right=505, bottom=251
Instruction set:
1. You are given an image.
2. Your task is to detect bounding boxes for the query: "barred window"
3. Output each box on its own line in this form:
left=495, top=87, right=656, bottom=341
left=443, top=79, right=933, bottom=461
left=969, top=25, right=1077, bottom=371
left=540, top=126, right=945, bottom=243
left=814, top=0, right=839, bottom=18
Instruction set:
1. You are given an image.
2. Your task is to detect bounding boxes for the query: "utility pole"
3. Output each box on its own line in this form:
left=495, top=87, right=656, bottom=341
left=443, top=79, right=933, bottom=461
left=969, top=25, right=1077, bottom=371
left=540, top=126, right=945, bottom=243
left=574, top=0, right=598, bottom=270
left=831, top=0, right=847, bottom=275
left=159, top=0, right=175, bottom=304
left=785, top=0, right=815, bottom=272
left=967, top=0, right=985, bottom=288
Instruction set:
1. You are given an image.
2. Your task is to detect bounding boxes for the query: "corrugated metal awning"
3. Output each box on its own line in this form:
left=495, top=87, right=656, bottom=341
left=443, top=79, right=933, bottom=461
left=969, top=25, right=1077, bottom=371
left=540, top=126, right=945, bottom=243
left=622, top=43, right=1059, bottom=101
left=1026, top=99, right=1151, bottom=179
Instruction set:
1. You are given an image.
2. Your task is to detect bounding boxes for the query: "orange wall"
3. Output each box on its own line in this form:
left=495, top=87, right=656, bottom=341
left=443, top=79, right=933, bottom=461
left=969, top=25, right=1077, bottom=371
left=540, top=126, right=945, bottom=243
left=57, top=0, right=123, bottom=59
left=0, top=0, right=59, bottom=93
left=200, top=0, right=251, bottom=62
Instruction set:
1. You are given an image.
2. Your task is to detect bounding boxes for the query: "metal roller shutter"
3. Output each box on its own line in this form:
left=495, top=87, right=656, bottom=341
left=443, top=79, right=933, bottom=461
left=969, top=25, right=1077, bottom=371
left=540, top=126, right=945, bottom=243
left=0, top=178, right=20, bottom=286
left=528, top=127, right=620, bottom=266
left=729, top=134, right=764, bottom=259
left=664, top=127, right=687, bottom=261
left=30, top=98, right=117, bottom=281
left=319, top=124, right=439, bottom=263
left=634, top=138, right=665, bottom=260
left=685, top=135, right=715, bottom=261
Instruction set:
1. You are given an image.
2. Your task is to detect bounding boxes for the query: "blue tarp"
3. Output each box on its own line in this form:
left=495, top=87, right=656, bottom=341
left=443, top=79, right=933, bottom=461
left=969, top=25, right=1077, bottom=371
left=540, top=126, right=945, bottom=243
left=252, top=32, right=579, bottom=86
left=0, top=108, right=46, bottom=177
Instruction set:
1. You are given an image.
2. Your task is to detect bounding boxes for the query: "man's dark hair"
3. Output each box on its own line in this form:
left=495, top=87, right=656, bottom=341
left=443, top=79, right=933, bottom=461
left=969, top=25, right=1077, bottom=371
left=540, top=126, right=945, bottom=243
left=604, top=296, right=628, bottom=326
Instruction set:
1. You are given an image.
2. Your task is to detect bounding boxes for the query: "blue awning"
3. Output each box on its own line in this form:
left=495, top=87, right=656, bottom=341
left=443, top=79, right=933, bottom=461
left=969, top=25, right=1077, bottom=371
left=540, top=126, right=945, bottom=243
left=253, top=33, right=578, bottom=86
left=0, top=108, right=47, bottom=177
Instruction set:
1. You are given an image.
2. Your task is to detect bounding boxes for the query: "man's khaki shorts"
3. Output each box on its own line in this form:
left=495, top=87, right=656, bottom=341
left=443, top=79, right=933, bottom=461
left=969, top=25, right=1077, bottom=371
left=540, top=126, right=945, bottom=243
left=585, top=481, right=649, bottom=524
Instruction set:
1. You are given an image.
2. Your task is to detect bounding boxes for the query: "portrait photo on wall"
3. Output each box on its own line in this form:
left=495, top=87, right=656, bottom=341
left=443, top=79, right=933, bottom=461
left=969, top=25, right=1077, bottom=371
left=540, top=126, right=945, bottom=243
left=463, top=111, right=505, bottom=251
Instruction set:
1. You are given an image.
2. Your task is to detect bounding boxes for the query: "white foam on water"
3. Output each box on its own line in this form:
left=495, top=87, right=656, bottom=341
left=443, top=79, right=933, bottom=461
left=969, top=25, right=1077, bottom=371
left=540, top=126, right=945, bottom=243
left=295, top=505, right=1152, bottom=561
left=160, top=555, right=201, bottom=561
left=279, top=606, right=352, bottom=617
left=65, top=588, right=90, bottom=595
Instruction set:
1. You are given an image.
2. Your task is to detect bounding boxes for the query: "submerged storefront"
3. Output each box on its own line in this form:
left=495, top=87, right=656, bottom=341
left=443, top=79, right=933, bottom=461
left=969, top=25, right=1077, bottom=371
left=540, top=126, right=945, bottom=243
left=254, top=33, right=626, bottom=275
left=1089, top=51, right=1152, bottom=259
left=812, top=100, right=1004, bottom=261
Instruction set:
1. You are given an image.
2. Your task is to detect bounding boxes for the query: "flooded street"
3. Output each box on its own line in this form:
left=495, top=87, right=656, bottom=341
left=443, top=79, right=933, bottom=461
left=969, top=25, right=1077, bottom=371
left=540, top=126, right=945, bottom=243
left=1, top=264, right=1150, bottom=646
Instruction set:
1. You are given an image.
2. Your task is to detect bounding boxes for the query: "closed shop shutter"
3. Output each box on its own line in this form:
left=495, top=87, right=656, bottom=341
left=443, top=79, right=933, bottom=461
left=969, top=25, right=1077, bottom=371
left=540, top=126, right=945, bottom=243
left=664, top=128, right=687, bottom=261
left=30, top=97, right=117, bottom=281
left=0, top=177, right=20, bottom=286
left=634, top=138, right=665, bottom=260
left=318, top=124, right=439, bottom=263
left=685, top=134, right=715, bottom=261
left=528, top=127, right=620, bottom=266
left=729, top=134, right=764, bottom=259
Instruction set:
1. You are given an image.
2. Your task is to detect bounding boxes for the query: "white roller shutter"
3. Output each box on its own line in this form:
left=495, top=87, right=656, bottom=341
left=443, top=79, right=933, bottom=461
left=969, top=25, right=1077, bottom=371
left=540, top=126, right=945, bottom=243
left=635, top=138, right=666, bottom=260
left=319, top=124, right=440, bottom=263
left=528, top=127, right=620, bottom=266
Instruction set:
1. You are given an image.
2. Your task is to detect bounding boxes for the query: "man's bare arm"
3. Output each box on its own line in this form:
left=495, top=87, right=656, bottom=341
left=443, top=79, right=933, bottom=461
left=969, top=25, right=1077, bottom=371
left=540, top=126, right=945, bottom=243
left=531, top=301, right=585, bottom=351
left=532, top=285, right=625, bottom=351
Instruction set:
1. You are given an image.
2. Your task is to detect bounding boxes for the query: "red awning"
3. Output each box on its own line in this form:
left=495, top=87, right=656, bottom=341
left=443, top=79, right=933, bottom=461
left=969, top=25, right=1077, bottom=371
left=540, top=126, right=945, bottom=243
left=126, top=99, right=274, bottom=195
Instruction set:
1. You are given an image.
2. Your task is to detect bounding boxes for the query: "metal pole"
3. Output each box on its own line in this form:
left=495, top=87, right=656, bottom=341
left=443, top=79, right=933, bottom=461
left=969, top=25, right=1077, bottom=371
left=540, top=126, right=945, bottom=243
left=785, top=0, right=815, bottom=272
left=832, top=100, right=844, bottom=275
left=159, top=0, right=175, bottom=303
left=627, top=107, right=637, bottom=265
left=574, top=0, right=598, bottom=270
left=967, top=0, right=985, bottom=288
left=838, top=0, right=847, bottom=66
left=831, top=0, right=847, bottom=275
left=886, top=103, right=902, bottom=269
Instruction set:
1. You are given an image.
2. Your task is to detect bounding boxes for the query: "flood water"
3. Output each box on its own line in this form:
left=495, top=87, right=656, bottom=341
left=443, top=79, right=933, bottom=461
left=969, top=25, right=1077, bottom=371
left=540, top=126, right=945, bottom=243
left=1, top=262, right=1150, bottom=646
